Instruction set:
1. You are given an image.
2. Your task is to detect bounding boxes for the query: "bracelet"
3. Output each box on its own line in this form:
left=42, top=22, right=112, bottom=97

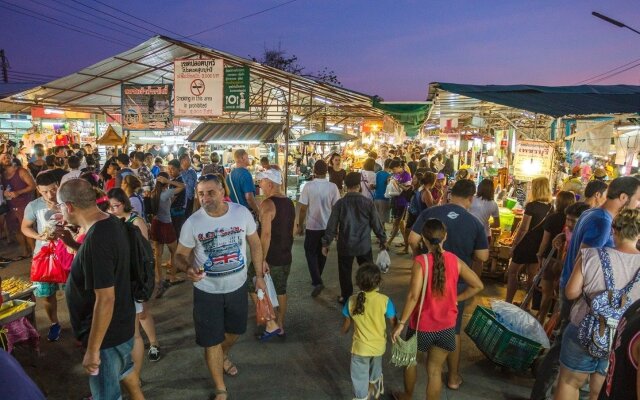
left=398, top=320, right=406, bottom=326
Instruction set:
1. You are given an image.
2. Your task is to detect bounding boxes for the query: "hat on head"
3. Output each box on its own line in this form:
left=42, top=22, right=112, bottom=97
left=436, top=172, right=446, bottom=180
left=344, top=172, right=362, bottom=188
left=256, top=169, right=282, bottom=185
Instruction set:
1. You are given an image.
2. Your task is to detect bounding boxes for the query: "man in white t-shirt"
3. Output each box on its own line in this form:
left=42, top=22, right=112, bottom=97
left=174, top=174, right=266, bottom=400
left=296, top=160, right=341, bottom=297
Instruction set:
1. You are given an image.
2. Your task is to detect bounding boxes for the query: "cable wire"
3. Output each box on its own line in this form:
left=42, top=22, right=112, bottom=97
left=26, top=0, right=149, bottom=41
left=576, top=57, right=640, bottom=84
left=66, top=0, right=159, bottom=36
left=588, top=61, right=640, bottom=84
left=0, top=1, right=134, bottom=47
left=188, top=0, right=299, bottom=38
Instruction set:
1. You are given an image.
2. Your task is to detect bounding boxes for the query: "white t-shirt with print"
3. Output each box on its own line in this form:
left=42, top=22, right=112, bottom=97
left=179, top=203, right=257, bottom=294
left=298, top=178, right=341, bottom=231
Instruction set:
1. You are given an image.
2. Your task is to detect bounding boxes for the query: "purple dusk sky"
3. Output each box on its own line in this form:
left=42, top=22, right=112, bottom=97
left=2, top=0, right=640, bottom=101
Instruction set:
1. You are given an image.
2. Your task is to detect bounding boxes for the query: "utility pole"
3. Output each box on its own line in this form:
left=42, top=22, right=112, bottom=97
left=0, top=50, right=7, bottom=83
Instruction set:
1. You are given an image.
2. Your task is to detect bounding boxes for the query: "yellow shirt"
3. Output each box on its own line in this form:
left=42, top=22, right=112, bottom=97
left=343, top=290, right=396, bottom=357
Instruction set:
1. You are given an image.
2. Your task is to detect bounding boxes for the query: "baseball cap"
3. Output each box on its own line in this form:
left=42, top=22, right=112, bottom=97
left=257, top=169, right=282, bottom=184
left=436, top=172, right=446, bottom=180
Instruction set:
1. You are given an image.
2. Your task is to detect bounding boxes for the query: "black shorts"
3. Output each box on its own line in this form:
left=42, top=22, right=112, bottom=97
left=193, top=284, right=248, bottom=347
left=406, top=327, right=457, bottom=352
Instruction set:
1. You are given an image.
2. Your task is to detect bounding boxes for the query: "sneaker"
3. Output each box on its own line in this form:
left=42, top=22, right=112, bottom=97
left=47, top=323, right=61, bottom=342
left=311, top=284, right=324, bottom=298
left=148, top=345, right=161, bottom=362
left=380, top=265, right=389, bottom=274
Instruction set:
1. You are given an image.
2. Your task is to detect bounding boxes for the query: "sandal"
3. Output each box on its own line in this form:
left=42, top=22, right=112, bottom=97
left=209, top=389, right=228, bottom=400
left=258, top=328, right=282, bottom=342
left=223, top=356, right=238, bottom=377
left=446, top=374, right=463, bottom=390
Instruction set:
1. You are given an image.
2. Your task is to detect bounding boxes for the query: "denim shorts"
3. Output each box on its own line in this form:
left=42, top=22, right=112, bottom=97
left=89, top=338, right=134, bottom=400
left=33, top=282, right=60, bottom=298
left=559, top=323, right=609, bottom=376
left=351, top=354, right=383, bottom=400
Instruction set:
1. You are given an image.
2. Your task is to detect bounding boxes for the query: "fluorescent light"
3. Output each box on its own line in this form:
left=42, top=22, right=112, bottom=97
left=292, top=125, right=306, bottom=129
left=5, top=119, right=32, bottom=123
left=207, top=140, right=261, bottom=145
left=138, top=137, right=165, bottom=141
left=314, top=96, right=332, bottom=105
left=329, top=126, right=343, bottom=131
left=617, top=125, right=640, bottom=131
left=44, top=108, right=64, bottom=115
left=292, top=116, right=303, bottom=122
left=180, top=118, right=202, bottom=124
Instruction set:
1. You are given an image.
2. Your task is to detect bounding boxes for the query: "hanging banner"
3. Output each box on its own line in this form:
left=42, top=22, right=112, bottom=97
left=121, top=84, right=173, bottom=131
left=513, top=140, right=554, bottom=181
left=223, top=67, right=250, bottom=111
left=572, top=120, right=613, bottom=157
left=174, top=59, right=223, bottom=116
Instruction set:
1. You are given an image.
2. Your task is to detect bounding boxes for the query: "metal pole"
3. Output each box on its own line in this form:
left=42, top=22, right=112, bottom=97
left=284, top=79, right=292, bottom=194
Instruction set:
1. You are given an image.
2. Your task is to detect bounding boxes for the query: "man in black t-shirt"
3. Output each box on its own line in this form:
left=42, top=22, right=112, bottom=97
left=408, top=179, right=489, bottom=392
left=58, top=179, right=142, bottom=400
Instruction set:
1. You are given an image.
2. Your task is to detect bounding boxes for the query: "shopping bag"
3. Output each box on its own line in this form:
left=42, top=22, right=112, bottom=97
left=54, top=239, right=75, bottom=275
left=255, top=289, right=276, bottom=325
left=376, top=250, right=391, bottom=273
left=384, top=179, right=401, bottom=198
left=264, top=273, right=279, bottom=308
left=30, top=242, right=68, bottom=283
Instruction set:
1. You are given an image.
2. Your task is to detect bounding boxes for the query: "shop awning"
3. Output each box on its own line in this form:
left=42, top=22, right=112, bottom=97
left=429, top=83, right=640, bottom=118
left=373, top=101, right=430, bottom=137
left=296, top=131, right=359, bottom=142
left=187, top=122, right=284, bottom=143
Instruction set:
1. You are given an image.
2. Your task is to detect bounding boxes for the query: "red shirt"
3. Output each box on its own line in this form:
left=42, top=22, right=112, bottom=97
left=409, top=251, right=460, bottom=332
left=104, top=178, right=116, bottom=192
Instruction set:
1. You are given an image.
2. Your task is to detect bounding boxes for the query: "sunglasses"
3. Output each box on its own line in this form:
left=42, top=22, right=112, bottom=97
left=197, top=174, right=221, bottom=183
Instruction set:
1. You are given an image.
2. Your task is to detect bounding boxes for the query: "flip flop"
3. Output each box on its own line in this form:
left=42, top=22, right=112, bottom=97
left=446, top=375, right=463, bottom=390
left=258, top=328, right=282, bottom=342
left=168, top=279, right=185, bottom=286
left=209, top=389, right=228, bottom=400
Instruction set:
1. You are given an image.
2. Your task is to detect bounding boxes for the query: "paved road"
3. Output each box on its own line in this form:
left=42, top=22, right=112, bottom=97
left=1, top=236, right=533, bottom=400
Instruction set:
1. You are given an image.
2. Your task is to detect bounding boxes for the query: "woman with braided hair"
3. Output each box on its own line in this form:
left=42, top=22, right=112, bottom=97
left=391, top=218, right=484, bottom=400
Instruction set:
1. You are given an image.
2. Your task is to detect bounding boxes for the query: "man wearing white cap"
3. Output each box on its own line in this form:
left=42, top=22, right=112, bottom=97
left=247, top=168, right=296, bottom=340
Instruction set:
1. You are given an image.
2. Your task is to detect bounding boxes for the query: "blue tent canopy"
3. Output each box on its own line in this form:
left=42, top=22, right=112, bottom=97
left=429, top=83, right=640, bottom=118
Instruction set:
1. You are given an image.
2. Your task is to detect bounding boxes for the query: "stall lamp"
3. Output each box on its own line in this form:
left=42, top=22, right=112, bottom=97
left=162, top=145, right=169, bottom=152
left=329, top=126, right=343, bottom=131
left=44, top=108, right=65, bottom=115
left=291, top=125, right=306, bottom=129
left=314, top=96, right=332, bottom=105
left=180, top=118, right=202, bottom=124
left=5, top=119, right=32, bottom=123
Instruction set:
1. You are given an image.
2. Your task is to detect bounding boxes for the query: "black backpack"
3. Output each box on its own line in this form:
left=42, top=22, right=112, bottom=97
left=122, top=217, right=155, bottom=302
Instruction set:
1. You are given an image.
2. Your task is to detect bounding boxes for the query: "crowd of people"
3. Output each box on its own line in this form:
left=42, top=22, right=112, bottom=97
left=0, top=139, right=639, bottom=400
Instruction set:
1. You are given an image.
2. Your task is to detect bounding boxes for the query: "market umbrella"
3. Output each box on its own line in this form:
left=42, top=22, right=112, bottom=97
left=296, top=131, right=359, bottom=142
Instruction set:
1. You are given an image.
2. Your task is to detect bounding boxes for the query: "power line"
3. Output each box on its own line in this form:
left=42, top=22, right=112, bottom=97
left=576, top=57, right=640, bottom=84
left=8, top=70, right=60, bottom=79
left=588, top=61, right=640, bottom=84
left=66, top=0, right=159, bottom=36
left=0, top=1, right=134, bottom=47
left=87, top=0, right=195, bottom=42
left=188, top=0, right=299, bottom=38
left=26, top=0, right=149, bottom=41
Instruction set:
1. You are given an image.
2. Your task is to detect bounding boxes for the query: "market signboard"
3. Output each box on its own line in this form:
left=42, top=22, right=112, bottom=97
left=223, top=67, right=250, bottom=111
left=513, top=140, right=554, bottom=181
left=121, top=84, right=173, bottom=131
left=174, top=59, right=223, bottom=116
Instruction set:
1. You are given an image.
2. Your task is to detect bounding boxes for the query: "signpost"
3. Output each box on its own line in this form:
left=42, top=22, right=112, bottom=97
left=121, top=84, right=173, bottom=131
left=174, top=59, right=223, bottom=116
left=513, top=139, right=554, bottom=181
left=223, top=67, right=250, bottom=112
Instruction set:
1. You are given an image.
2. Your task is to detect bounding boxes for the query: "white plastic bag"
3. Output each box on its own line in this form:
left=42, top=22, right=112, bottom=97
left=376, top=250, right=391, bottom=273
left=253, top=273, right=279, bottom=308
left=490, top=299, right=550, bottom=348
left=384, top=179, right=401, bottom=198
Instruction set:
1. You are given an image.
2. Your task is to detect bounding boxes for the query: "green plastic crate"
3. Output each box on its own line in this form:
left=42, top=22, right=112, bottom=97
left=464, top=305, right=543, bottom=371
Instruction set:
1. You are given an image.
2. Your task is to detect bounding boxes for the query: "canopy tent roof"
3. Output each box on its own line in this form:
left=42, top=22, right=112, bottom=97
left=428, top=83, right=640, bottom=118
left=187, top=122, right=284, bottom=143
left=0, top=36, right=389, bottom=134
left=372, top=101, right=430, bottom=137
left=426, top=82, right=640, bottom=140
left=96, top=125, right=125, bottom=145
left=295, top=131, right=359, bottom=142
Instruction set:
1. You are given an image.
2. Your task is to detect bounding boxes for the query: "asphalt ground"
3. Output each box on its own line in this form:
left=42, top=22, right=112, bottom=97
left=0, top=233, right=534, bottom=400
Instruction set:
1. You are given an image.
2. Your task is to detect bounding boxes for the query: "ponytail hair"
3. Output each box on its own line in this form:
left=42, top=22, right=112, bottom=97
left=352, top=263, right=382, bottom=315
left=421, top=218, right=447, bottom=297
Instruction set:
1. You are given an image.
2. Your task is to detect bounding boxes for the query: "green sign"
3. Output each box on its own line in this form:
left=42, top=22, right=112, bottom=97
left=223, top=67, right=250, bottom=111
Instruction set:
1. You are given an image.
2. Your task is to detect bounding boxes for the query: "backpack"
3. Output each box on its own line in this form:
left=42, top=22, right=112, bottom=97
left=122, top=217, right=155, bottom=303
left=408, top=190, right=426, bottom=216
left=577, top=248, right=640, bottom=358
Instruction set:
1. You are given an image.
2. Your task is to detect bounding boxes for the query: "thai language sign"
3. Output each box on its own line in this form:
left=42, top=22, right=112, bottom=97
left=223, top=67, right=250, bottom=111
left=174, top=59, right=223, bottom=116
left=513, top=140, right=554, bottom=181
left=121, top=84, right=173, bottom=131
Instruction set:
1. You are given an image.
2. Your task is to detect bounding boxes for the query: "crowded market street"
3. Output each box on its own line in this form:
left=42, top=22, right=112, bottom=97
left=1, top=235, right=533, bottom=400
